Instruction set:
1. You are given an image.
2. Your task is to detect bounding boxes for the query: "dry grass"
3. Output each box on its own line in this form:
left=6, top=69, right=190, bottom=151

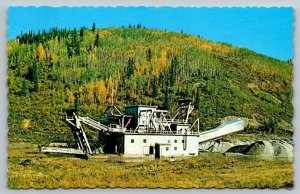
left=8, top=143, right=293, bottom=189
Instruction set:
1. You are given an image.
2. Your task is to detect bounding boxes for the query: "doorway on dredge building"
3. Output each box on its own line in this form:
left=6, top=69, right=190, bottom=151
left=149, top=146, right=154, bottom=155
left=155, top=144, right=160, bottom=159
left=99, top=132, right=124, bottom=154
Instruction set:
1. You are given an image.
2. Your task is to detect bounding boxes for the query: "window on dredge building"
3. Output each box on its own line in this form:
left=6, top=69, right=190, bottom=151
left=166, top=147, right=169, bottom=151
left=174, top=139, right=177, bottom=143
left=174, top=147, right=177, bottom=151
left=143, top=139, right=147, bottom=143
left=131, top=139, right=134, bottom=143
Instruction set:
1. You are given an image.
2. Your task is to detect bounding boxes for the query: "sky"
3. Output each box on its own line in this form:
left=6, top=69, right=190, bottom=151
left=8, top=7, right=293, bottom=61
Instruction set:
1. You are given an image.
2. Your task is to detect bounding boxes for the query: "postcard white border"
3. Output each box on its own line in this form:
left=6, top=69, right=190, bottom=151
left=0, top=1, right=299, bottom=194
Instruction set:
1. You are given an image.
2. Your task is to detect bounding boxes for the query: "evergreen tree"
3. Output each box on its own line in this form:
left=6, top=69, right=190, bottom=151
left=163, top=87, right=171, bottom=110
left=66, top=30, right=81, bottom=57
left=127, top=57, right=134, bottom=79
left=71, top=30, right=80, bottom=56
left=170, top=57, right=178, bottom=86
left=146, top=48, right=152, bottom=62
left=79, top=27, right=84, bottom=41
left=67, top=43, right=73, bottom=58
left=92, top=23, right=96, bottom=32
left=27, top=61, right=39, bottom=92
left=32, top=62, right=39, bottom=92
left=151, top=77, right=158, bottom=97
left=195, top=88, right=200, bottom=110
left=94, top=33, right=100, bottom=47
left=20, top=80, right=28, bottom=96
left=74, top=92, right=80, bottom=112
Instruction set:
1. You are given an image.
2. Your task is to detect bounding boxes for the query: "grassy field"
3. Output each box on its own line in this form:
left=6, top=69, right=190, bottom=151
left=7, top=142, right=293, bottom=189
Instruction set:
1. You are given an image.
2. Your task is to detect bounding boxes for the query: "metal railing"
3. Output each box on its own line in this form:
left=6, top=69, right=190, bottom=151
left=79, top=116, right=109, bottom=131
left=124, top=129, right=200, bottom=135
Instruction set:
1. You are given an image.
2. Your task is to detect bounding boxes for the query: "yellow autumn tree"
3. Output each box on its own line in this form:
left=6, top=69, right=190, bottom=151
left=107, top=76, right=114, bottom=94
left=161, top=49, right=168, bottom=67
left=66, top=89, right=75, bottom=104
left=78, top=86, right=85, bottom=104
left=7, top=39, right=19, bottom=55
left=37, top=43, right=46, bottom=63
left=94, top=80, right=107, bottom=105
left=47, top=37, right=59, bottom=65
left=84, top=82, right=95, bottom=104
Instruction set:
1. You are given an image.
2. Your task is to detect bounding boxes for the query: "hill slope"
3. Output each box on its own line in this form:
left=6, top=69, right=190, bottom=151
left=7, top=26, right=293, bottom=143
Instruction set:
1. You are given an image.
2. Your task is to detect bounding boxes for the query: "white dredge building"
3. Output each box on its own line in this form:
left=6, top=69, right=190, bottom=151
left=42, top=101, right=244, bottom=158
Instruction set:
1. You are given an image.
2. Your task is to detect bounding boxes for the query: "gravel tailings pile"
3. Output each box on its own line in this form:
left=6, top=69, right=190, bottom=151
left=199, top=139, right=293, bottom=158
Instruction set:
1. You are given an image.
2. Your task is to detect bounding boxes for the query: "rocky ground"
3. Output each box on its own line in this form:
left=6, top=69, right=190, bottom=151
left=199, top=139, right=293, bottom=159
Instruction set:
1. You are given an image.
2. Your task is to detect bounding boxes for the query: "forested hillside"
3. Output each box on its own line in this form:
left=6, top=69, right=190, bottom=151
left=7, top=25, right=293, bottom=143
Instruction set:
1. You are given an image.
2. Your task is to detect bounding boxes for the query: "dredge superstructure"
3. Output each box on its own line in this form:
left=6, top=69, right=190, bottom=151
left=42, top=101, right=244, bottom=158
